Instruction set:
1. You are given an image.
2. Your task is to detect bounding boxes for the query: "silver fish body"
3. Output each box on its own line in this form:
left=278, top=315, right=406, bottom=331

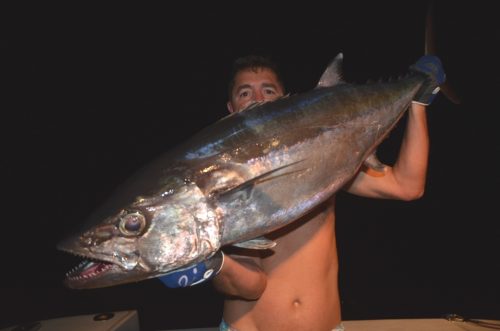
left=58, top=54, right=424, bottom=289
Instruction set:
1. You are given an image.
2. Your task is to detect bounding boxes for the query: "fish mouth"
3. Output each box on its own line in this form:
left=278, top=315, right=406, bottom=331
left=61, top=249, right=147, bottom=289
left=65, top=258, right=115, bottom=284
left=58, top=238, right=134, bottom=289
left=60, top=249, right=125, bottom=289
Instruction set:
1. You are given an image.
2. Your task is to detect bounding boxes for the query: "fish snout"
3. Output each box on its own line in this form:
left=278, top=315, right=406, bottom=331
left=79, top=224, right=118, bottom=247
left=57, top=234, right=84, bottom=253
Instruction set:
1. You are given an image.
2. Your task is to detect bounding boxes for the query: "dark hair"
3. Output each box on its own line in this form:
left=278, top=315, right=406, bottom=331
left=227, top=55, right=285, bottom=98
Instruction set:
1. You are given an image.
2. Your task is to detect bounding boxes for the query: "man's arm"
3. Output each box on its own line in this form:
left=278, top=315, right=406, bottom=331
left=344, top=55, right=445, bottom=200
left=344, top=102, right=429, bottom=200
left=212, top=253, right=267, bottom=300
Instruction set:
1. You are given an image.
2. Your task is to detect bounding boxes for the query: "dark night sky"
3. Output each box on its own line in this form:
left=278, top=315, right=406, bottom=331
left=2, top=2, right=499, bottom=330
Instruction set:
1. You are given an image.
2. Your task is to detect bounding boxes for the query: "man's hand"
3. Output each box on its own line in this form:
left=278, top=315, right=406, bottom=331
left=409, top=55, right=446, bottom=106
left=158, top=250, right=224, bottom=288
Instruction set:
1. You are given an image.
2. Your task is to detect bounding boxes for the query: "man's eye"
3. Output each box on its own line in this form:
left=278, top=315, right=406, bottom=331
left=239, top=91, right=249, bottom=98
left=264, top=89, right=276, bottom=95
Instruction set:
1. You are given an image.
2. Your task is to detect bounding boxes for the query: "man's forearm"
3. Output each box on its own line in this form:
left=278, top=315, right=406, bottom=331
left=392, top=102, right=429, bottom=199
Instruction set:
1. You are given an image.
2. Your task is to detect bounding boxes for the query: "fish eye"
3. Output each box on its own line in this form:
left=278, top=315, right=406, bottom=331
left=119, top=211, right=146, bottom=236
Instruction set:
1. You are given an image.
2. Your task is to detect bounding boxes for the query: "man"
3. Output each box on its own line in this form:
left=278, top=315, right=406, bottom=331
left=161, top=54, right=445, bottom=331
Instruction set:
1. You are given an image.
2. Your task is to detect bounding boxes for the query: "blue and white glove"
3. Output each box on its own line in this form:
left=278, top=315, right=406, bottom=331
left=158, top=250, right=224, bottom=288
left=409, top=55, right=446, bottom=106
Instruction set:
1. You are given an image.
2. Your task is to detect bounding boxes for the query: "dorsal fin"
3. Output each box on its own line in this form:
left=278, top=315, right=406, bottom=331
left=316, top=53, right=345, bottom=88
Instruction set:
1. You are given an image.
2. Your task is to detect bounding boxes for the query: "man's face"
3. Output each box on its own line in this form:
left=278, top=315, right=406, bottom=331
left=227, top=68, right=284, bottom=113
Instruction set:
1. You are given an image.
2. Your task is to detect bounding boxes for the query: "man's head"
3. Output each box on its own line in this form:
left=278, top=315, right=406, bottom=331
left=227, top=55, right=285, bottom=113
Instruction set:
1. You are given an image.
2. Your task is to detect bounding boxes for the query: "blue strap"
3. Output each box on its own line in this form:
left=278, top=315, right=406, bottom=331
left=158, top=261, right=218, bottom=287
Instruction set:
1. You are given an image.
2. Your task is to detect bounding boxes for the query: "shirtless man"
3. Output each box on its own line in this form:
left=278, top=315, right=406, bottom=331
left=160, top=54, right=445, bottom=331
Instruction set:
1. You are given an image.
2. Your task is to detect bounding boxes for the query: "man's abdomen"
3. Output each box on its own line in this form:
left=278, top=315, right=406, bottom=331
left=224, top=204, right=341, bottom=331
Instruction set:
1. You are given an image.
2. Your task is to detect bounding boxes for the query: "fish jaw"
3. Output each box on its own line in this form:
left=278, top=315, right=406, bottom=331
left=58, top=232, right=147, bottom=289
left=61, top=259, right=145, bottom=289
left=58, top=183, right=222, bottom=289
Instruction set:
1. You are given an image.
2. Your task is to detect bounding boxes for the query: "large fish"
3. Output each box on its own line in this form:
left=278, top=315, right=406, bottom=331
left=58, top=53, right=427, bottom=289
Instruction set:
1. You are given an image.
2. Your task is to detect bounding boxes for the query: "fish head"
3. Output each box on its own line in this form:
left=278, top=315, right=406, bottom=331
left=58, top=182, right=221, bottom=289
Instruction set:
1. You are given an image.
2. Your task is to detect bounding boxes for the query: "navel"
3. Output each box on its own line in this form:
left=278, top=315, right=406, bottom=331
left=293, top=299, right=302, bottom=307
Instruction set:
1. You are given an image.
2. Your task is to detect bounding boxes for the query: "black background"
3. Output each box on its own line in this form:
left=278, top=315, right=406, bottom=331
left=2, top=2, right=499, bottom=330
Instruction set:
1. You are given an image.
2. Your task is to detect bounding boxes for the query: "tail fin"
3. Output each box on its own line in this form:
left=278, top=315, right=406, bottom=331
left=425, top=1, right=461, bottom=104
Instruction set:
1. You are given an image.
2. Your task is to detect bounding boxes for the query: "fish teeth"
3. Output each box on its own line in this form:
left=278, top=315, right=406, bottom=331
left=66, top=260, right=114, bottom=280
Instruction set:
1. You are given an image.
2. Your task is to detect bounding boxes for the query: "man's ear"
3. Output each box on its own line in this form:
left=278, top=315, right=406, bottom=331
left=227, top=101, right=235, bottom=113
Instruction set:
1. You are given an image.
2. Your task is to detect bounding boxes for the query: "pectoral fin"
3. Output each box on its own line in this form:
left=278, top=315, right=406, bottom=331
left=217, top=160, right=306, bottom=201
left=232, top=237, right=277, bottom=250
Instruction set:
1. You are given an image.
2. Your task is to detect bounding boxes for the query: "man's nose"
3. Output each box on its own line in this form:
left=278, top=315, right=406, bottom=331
left=254, top=90, right=265, bottom=102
